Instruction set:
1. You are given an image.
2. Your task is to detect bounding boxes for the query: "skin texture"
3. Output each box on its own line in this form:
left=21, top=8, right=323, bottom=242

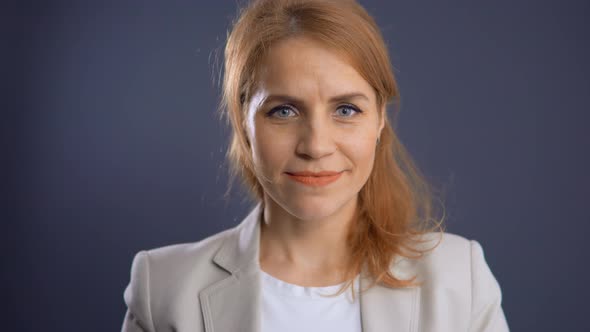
left=246, top=36, right=384, bottom=286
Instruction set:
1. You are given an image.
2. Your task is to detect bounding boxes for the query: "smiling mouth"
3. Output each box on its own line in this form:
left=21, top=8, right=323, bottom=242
left=284, top=171, right=343, bottom=187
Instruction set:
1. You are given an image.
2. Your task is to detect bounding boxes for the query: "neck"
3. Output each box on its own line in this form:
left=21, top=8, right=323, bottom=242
left=259, top=195, right=358, bottom=274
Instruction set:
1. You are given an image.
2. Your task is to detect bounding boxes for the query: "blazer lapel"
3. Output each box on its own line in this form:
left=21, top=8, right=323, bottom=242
left=359, top=258, right=421, bottom=332
left=199, top=203, right=422, bottom=332
left=199, top=204, right=263, bottom=332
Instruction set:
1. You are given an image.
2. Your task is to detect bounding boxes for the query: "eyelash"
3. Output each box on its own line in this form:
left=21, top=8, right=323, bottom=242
left=266, top=104, right=363, bottom=119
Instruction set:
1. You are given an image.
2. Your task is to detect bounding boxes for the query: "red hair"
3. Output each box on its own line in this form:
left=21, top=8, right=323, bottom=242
left=219, top=0, right=444, bottom=296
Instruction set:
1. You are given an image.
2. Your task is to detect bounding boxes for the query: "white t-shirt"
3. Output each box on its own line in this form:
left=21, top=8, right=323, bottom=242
left=260, top=269, right=362, bottom=332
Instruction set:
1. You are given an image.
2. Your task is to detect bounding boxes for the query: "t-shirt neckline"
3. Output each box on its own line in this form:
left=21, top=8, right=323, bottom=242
left=260, top=269, right=360, bottom=299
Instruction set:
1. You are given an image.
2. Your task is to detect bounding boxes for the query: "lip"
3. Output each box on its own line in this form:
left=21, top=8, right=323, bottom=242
left=287, top=170, right=342, bottom=177
left=285, top=170, right=344, bottom=187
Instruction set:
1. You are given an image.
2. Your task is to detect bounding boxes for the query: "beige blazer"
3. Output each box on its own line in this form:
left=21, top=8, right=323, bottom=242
left=121, top=204, right=509, bottom=332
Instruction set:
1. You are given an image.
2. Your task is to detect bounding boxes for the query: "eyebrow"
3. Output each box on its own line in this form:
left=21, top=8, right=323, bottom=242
left=260, top=92, right=370, bottom=108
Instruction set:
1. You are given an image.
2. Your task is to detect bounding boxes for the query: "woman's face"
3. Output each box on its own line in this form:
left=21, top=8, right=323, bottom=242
left=246, top=36, right=384, bottom=221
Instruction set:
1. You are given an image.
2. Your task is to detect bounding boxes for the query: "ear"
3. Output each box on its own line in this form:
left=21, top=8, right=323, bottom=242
left=378, top=104, right=385, bottom=136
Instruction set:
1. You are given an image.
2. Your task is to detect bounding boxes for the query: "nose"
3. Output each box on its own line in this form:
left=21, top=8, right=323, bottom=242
left=295, top=117, right=337, bottom=160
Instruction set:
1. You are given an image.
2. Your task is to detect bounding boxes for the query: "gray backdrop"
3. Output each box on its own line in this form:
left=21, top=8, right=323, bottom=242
left=9, top=0, right=589, bottom=331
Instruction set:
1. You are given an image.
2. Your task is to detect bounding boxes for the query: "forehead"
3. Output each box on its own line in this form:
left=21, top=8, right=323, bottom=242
left=254, top=36, right=375, bottom=102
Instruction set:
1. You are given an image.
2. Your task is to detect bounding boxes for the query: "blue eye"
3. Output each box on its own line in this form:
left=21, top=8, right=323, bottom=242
left=267, top=106, right=297, bottom=118
left=336, top=105, right=361, bottom=117
left=267, top=104, right=362, bottom=119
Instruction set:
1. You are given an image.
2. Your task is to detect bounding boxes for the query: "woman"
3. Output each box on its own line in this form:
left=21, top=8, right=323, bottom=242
left=121, top=0, right=509, bottom=331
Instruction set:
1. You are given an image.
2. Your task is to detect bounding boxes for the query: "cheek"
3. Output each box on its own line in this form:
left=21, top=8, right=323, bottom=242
left=250, top=123, right=294, bottom=173
left=341, top=127, right=378, bottom=166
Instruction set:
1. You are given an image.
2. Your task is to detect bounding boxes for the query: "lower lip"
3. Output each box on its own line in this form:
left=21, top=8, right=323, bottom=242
left=285, top=172, right=343, bottom=187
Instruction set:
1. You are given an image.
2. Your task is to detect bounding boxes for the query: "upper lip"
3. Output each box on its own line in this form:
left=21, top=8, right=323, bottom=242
left=285, top=170, right=342, bottom=177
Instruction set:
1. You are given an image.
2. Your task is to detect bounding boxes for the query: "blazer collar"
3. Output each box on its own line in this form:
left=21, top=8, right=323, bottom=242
left=200, top=203, right=421, bottom=332
left=199, top=204, right=263, bottom=332
left=211, top=203, right=262, bottom=276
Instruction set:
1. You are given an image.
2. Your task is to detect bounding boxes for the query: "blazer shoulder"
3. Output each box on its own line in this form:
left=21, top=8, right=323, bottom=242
left=420, top=232, right=509, bottom=330
left=426, top=232, right=472, bottom=262
left=419, top=232, right=501, bottom=279
left=127, top=226, right=239, bottom=303
left=122, top=227, right=240, bottom=331
left=144, top=226, right=236, bottom=266
left=413, top=232, right=476, bottom=283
